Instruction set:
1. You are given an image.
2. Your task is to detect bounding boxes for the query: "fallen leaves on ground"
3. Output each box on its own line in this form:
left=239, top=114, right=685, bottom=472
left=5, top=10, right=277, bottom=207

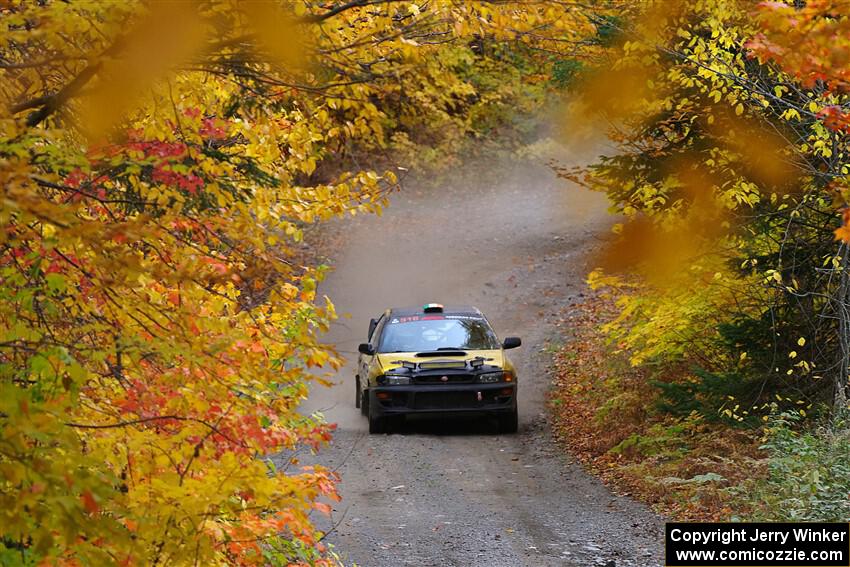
left=547, top=290, right=765, bottom=521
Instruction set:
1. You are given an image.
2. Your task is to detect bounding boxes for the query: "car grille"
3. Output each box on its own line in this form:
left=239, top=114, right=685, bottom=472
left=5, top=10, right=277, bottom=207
left=418, top=361, right=466, bottom=370
left=413, top=373, right=475, bottom=384
left=414, top=391, right=478, bottom=410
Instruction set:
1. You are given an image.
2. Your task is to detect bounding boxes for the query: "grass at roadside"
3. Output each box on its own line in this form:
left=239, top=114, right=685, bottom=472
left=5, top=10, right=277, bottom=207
left=547, top=291, right=764, bottom=521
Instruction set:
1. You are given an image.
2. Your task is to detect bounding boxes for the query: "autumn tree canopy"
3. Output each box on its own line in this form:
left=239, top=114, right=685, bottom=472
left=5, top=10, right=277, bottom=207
left=0, top=1, right=621, bottom=564
left=564, top=0, right=850, bottom=424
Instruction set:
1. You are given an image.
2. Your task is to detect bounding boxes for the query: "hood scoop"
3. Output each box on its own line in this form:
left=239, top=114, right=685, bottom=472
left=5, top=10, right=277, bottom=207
left=415, top=350, right=467, bottom=357
left=390, top=352, right=496, bottom=372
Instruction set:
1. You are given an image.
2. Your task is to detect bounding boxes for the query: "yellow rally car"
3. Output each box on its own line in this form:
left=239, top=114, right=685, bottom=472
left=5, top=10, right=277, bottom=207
left=355, top=303, right=521, bottom=434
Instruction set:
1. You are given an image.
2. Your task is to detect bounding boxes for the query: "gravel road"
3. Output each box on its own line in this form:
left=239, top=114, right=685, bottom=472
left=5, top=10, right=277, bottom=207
left=288, top=150, right=665, bottom=566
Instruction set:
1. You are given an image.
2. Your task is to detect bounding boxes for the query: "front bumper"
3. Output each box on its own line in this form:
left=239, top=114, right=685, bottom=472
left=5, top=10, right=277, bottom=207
left=368, top=383, right=516, bottom=416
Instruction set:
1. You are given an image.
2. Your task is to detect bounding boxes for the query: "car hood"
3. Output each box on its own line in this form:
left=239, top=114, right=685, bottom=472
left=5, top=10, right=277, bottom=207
left=376, top=350, right=504, bottom=372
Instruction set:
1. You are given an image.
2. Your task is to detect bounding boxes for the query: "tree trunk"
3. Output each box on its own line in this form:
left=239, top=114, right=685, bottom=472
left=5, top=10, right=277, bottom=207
left=835, top=243, right=850, bottom=415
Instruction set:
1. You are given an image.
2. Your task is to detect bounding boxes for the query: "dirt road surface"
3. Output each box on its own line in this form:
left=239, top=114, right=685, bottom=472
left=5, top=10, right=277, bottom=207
left=287, top=150, right=665, bottom=566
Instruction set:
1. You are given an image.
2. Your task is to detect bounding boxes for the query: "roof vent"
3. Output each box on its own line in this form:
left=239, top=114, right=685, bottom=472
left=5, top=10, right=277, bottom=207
left=423, top=303, right=444, bottom=313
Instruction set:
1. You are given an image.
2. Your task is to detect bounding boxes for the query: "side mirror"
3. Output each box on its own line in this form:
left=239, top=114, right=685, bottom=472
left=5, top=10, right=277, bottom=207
left=502, top=337, right=521, bottom=350
left=368, top=318, right=378, bottom=339
left=358, top=343, right=375, bottom=356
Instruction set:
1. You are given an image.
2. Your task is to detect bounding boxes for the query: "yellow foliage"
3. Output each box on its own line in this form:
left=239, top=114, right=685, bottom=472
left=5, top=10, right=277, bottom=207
left=0, top=0, right=615, bottom=564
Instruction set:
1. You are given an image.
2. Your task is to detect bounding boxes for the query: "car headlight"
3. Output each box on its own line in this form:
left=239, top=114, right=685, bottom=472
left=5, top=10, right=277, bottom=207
left=478, top=372, right=503, bottom=383
left=381, top=374, right=410, bottom=385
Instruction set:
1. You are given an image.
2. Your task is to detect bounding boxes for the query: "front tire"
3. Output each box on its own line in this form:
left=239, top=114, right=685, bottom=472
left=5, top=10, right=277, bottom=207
left=498, top=406, right=518, bottom=434
left=368, top=402, right=387, bottom=434
left=355, top=376, right=361, bottom=409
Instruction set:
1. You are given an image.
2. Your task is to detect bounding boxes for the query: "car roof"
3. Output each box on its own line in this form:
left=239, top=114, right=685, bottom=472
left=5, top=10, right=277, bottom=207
left=388, top=305, right=483, bottom=317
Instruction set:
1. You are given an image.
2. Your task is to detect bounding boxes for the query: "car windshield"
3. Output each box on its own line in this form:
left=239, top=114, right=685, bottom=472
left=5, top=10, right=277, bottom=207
left=378, top=316, right=500, bottom=353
